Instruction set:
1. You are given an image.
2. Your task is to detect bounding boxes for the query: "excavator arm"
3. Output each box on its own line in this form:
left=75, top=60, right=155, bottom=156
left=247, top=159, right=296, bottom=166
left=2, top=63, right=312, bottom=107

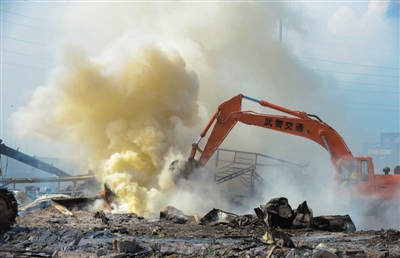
left=170, top=94, right=353, bottom=182
left=193, top=94, right=352, bottom=165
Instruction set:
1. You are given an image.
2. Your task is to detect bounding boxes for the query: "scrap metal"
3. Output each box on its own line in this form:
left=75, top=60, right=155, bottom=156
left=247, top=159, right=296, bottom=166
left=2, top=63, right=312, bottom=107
left=0, top=139, right=70, bottom=177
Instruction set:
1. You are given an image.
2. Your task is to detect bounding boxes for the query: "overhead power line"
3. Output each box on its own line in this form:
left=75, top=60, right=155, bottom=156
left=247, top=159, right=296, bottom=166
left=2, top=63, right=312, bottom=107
left=329, top=106, right=399, bottom=112
left=1, top=62, right=46, bottom=71
left=321, top=86, right=399, bottom=94
left=2, top=49, right=53, bottom=61
left=306, top=31, right=399, bottom=46
left=1, top=20, right=59, bottom=33
left=314, top=69, right=399, bottom=78
left=333, top=80, right=399, bottom=89
left=290, top=38, right=398, bottom=53
left=0, top=35, right=47, bottom=46
left=333, top=100, right=399, bottom=108
left=22, top=1, right=55, bottom=8
left=298, top=56, right=400, bottom=70
left=0, top=9, right=54, bottom=23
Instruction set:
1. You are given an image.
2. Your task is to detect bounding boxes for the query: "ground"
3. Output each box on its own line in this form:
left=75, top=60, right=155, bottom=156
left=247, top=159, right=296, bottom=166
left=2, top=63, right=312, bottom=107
left=1, top=204, right=400, bottom=258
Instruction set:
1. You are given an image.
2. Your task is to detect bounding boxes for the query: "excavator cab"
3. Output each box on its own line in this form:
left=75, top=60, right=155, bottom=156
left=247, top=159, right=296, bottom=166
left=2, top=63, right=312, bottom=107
left=338, top=159, right=359, bottom=187
left=334, top=156, right=377, bottom=200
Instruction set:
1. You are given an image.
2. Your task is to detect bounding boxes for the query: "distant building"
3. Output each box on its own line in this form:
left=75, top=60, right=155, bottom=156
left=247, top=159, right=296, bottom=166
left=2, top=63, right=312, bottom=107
left=381, top=132, right=400, bottom=144
left=363, top=132, right=400, bottom=174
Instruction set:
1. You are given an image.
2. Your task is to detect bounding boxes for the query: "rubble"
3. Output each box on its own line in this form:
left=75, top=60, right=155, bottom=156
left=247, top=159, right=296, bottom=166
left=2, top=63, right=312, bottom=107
left=257, top=197, right=295, bottom=229
left=312, top=243, right=338, bottom=258
left=160, top=206, right=187, bottom=224
left=200, top=208, right=238, bottom=225
left=19, top=194, right=72, bottom=211
left=94, top=210, right=110, bottom=225
left=112, top=238, right=137, bottom=253
left=292, top=201, right=313, bottom=229
left=51, top=201, right=73, bottom=216
left=1, top=196, right=399, bottom=257
left=256, top=197, right=356, bottom=232
left=313, top=215, right=356, bottom=232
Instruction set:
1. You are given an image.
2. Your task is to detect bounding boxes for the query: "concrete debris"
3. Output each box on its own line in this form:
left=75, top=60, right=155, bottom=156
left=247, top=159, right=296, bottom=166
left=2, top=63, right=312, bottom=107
left=112, top=238, right=136, bottom=253
left=51, top=201, right=73, bottom=216
left=201, top=208, right=259, bottom=228
left=271, top=228, right=295, bottom=248
left=160, top=206, right=184, bottom=218
left=96, top=247, right=107, bottom=256
left=94, top=210, right=109, bottom=225
left=262, top=227, right=294, bottom=248
left=1, top=196, right=399, bottom=257
left=193, top=213, right=199, bottom=223
left=312, top=243, right=338, bottom=258
left=200, top=208, right=238, bottom=225
left=285, top=248, right=295, bottom=258
left=160, top=206, right=187, bottom=224
left=68, top=238, right=81, bottom=246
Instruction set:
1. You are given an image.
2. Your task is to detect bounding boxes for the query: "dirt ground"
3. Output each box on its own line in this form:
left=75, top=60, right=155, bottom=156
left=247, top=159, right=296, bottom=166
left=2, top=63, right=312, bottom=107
left=1, top=202, right=400, bottom=258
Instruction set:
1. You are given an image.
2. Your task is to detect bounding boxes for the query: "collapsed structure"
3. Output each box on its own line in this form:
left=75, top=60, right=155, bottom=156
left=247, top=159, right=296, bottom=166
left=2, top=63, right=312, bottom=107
left=0, top=139, right=97, bottom=232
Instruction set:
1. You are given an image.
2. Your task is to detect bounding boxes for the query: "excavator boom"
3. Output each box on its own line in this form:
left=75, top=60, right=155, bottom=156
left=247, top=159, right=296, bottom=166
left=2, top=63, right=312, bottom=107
left=191, top=94, right=352, bottom=167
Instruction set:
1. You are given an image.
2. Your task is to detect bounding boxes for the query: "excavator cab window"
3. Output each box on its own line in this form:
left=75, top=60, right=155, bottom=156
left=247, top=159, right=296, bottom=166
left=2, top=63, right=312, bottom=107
left=361, top=160, right=369, bottom=182
left=339, top=160, right=358, bottom=187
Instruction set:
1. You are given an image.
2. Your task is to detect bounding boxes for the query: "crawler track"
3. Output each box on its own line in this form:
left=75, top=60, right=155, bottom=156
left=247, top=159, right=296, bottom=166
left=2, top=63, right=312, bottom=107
left=0, top=188, right=18, bottom=232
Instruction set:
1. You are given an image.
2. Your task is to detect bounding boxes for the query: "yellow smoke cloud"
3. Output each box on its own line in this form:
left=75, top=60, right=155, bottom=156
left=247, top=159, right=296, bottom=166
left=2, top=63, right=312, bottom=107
left=15, top=44, right=200, bottom=213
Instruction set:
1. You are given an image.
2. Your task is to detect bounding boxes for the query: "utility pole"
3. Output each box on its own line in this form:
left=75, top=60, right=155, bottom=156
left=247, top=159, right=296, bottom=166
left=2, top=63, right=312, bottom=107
left=279, top=0, right=283, bottom=42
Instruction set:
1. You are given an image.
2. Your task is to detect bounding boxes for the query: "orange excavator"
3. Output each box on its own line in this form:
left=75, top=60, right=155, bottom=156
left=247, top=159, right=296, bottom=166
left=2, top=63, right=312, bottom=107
left=170, top=94, right=400, bottom=206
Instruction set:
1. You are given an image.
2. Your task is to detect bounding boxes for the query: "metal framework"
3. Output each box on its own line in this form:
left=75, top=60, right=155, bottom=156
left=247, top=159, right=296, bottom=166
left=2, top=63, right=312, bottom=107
left=214, top=148, right=308, bottom=198
left=0, top=175, right=96, bottom=190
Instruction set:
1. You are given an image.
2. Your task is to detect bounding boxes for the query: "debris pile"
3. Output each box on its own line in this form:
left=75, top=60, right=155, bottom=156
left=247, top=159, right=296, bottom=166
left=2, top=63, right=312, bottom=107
left=160, top=206, right=188, bottom=224
left=255, top=197, right=356, bottom=232
left=0, top=196, right=399, bottom=257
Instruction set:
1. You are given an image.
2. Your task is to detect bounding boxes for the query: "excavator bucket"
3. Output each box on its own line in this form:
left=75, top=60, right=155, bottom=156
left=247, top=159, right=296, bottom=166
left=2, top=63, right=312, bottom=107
left=169, top=159, right=198, bottom=185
